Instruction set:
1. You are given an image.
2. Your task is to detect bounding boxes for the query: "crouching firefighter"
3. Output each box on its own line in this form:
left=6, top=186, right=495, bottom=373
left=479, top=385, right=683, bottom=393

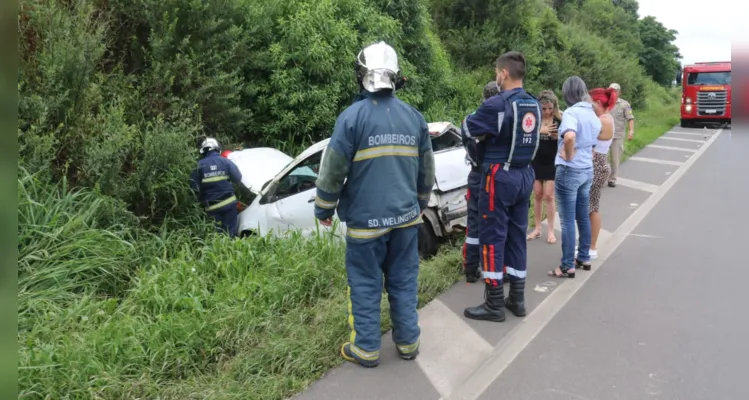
left=314, top=41, right=435, bottom=367
left=461, top=81, right=508, bottom=284
left=189, top=137, right=243, bottom=237
left=461, top=51, right=540, bottom=322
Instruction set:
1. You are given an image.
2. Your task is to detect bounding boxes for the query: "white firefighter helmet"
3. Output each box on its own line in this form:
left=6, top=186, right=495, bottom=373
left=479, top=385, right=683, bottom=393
left=355, top=41, right=400, bottom=92
left=200, top=137, right=220, bottom=154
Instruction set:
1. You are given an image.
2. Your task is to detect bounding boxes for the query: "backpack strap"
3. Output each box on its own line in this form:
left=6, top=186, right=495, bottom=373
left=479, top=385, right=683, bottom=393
left=505, top=92, right=541, bottom=171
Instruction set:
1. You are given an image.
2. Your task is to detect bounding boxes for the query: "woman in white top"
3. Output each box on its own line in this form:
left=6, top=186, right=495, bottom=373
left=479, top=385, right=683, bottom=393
left=586, top=87, right=617, bottom=259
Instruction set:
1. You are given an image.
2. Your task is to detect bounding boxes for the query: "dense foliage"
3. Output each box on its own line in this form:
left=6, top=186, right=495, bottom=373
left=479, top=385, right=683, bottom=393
left=18, top=0, right=681, bottom=223
left=18, top=0, right=682, bottom=398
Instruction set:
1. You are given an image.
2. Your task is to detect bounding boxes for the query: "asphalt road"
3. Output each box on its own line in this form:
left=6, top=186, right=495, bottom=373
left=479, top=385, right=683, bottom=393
left=474, top=125, right=748, bottom=400
left=295, top=125, right=748, bottom=400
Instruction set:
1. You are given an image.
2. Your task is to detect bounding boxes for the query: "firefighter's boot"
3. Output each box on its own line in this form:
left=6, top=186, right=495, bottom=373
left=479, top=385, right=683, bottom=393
left=505, top=278, right=526, bottom=317
left=464, top=283, right=506, bottom=322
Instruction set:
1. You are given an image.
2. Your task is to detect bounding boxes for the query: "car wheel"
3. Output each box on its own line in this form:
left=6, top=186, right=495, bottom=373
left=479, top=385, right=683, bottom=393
left=418, top=220, right=439, bottom=259
left=239, top=229, right=255, bottom=238
left=680, top=119, right=692, bottom=128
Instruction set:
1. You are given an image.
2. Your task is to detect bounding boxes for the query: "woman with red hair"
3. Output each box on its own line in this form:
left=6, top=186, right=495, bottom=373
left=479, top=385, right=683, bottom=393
left=586, top=87, right=617, bottom=259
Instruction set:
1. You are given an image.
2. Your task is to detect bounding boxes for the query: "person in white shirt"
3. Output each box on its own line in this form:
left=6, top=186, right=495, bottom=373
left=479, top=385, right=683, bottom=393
left=586, top=87, right=617, bottom=259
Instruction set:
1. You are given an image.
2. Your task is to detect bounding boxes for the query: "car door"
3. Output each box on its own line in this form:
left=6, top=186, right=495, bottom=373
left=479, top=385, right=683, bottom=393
left=264, top=148, right=345, bottom=238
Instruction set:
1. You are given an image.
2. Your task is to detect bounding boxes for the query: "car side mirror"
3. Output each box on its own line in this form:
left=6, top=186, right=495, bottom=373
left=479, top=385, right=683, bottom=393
left=675, top=70, right=682, bottom=85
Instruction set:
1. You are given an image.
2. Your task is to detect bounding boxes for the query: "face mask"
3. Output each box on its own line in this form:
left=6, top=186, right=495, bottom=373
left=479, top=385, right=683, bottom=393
left=497, top=70, right=507, bottom=91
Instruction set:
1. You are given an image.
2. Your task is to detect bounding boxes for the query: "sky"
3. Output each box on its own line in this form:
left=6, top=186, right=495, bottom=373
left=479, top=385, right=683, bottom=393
left=637, top=0, right=735, bottom=66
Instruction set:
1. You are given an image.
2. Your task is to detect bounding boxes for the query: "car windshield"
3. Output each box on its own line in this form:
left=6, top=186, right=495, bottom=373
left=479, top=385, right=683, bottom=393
left=687, top=71, right=731, bottom=85
left=430, top=130, right=462, bottom=152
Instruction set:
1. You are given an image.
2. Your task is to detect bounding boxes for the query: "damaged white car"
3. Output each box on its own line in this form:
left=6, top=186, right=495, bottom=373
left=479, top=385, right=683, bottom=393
left=226, top=122, right=470, bottom=258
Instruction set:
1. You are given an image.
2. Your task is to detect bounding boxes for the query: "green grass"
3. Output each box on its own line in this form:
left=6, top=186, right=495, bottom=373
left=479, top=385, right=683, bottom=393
left=17, top=169, right=463, bottom=400
left=17, top=86, right=679, bottom=400
left=620, top=86, right=682, bottom=161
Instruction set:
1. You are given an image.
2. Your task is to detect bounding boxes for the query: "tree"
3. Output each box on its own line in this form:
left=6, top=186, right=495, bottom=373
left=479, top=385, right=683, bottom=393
left=612, top=0, right=639, bottom=20
left=638, top=16, right=682, bottom=87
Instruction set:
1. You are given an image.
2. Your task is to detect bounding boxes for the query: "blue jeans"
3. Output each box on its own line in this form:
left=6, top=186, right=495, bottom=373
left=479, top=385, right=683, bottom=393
left=555, top=165, right=593, bottom=270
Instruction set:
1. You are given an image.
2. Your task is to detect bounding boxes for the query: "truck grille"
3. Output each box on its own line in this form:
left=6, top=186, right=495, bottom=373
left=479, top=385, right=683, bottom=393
left=696, top=90, right=727, bottom=116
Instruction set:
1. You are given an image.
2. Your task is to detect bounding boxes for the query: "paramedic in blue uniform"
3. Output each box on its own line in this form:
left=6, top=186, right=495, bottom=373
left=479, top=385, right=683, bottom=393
left=461, top=51, right=541, bottom=322
left=462, top=80, right=502, bottom=283
left=314, top=41, right=436, bottom=368
left=189, top=137, right=243, bottom=237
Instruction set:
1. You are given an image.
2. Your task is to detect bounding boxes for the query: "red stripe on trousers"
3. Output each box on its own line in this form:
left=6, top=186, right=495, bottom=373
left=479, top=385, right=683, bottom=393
left=489, top=164, right=499, bottom=211
left=483, top=245, right=489, bottom=284
left=490, top=244, right=497, bottom=287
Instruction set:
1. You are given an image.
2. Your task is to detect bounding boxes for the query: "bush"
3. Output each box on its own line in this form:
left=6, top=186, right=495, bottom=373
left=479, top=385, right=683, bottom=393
left=17, top=0, right=684, bottom=398
left=17, top=167, right=461, bottom=399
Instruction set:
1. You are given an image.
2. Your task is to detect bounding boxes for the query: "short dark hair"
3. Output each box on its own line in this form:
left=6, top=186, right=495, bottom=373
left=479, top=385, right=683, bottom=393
left=483, top=81, right=499, bottom=100
left=495, top=51, right=526, bottom=81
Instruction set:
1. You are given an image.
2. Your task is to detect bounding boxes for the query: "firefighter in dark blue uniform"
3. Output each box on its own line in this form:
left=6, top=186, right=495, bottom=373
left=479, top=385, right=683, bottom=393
left=461, top=51, right=540, bottom=322
left=462, top=81, right=508, bottom=283
left=189, top=138, right=243, bottom=237
left=314, top=42, right=435, bottom=368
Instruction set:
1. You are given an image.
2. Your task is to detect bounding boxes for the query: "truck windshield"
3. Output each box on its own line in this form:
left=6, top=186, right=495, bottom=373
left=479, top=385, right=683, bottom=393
left=687, top=71, right=731, bottom=85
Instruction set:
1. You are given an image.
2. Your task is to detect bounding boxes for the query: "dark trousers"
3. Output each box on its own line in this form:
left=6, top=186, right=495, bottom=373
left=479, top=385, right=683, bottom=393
left=463, top=169, right=482, bottom=274
left=207, top=202, right=238, bottom=237
left=478, top=164, right=534, bottom=285
left=345, top=226, right=420, bottom=361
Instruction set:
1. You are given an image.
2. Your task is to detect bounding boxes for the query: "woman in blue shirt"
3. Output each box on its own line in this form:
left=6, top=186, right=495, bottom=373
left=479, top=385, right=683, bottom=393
left=548, top=76, right=601, bottom=278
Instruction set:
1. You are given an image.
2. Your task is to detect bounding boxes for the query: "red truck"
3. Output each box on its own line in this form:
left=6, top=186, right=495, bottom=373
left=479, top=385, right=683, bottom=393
left=676, top=61, right=731, bottom=128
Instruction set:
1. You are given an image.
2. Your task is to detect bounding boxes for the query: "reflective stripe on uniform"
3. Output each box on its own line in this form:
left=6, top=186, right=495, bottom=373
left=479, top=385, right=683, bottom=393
left=396, top=340, right=419, bottom=354
left=481, top=270, right=503, bottom=280
left=315, top=197, right=337, bottom=209
left=462, top=117, right=473, bottom=138
left=505, top=266, right=527, bottom=279
left=505, top=103, right=518, bottom=171
left=346, top=216, right=422, bottom=239
left=530, top=102, right=542, bottom=161
left=202, top=175, right=229, bottom=183
left=346, top=285, right=380, bottom=361
left=350, top=343, right=380, bottom=361
left=347, top=286, right=357, bottom=344
left=205, top=195, right=237, bottom=211
left=353, top=145, right=418, bottom=162
left=465, top=236, right=479, bottom=245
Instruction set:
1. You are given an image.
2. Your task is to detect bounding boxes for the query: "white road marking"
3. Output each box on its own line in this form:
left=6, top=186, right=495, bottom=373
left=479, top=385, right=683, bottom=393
left=628, top=156, right=684, bottom=166
left=666, top=130, right=712, bottom=137
left=614, top=177, right=659, bottom=193
left=443, top=128, right=723, bottom=400
left=657, top=136, right=706, bottom=144
left=415, top=299, right=493, bottom=398
left=627, top=233, right=664, bottom=239
left=647, top=144, right=698, bottom=153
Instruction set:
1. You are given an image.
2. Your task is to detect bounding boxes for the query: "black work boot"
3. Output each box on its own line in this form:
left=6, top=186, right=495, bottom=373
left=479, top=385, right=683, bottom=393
left=465, top=267, right=481, bottom=283
left=505, top=278, right=526, bottom=317
left=464, top=283, right=506, bottom=322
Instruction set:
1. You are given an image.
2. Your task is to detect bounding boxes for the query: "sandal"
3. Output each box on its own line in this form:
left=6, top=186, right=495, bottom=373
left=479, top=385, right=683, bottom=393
left=575, top=259, right=592, bottom=271
left=526, top=231, right=541, bottom=241
left=547, top=266, right=575, bottom=278
left=546, top=235, right=557, bottom=244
